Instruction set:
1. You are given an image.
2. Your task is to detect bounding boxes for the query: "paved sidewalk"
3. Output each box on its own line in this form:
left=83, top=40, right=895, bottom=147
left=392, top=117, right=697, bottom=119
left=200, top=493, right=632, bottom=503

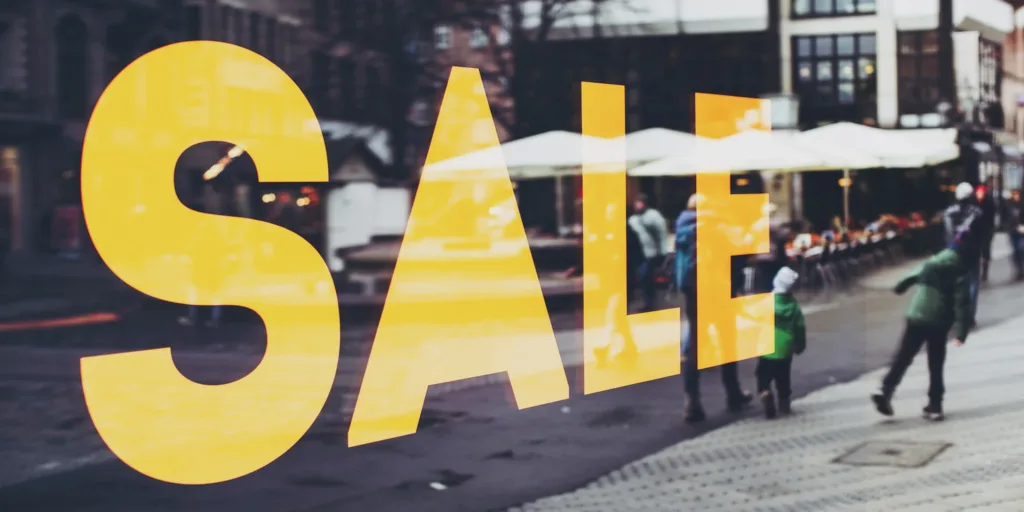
left=513, top=312, right=1024, bottom=511
left=860, top=233, right=1014, bottom=291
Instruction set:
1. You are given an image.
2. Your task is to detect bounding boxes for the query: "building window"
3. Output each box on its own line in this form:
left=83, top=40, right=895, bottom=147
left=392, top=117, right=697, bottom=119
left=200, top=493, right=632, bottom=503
left=794, top=0, right=875, bottom=17
left=979, top=39, right=1001, bottom=103
left=249, top=13, right=261, bottom=52
left=185, top=5, right=202, bottom=40
left=470, top=27, right=489, bottom=49
left=233, top=9, right=244, bottom=46
left=793, top=33, right=877, bottom=123
left=897, top=31, right=941, bottom=116
left=434, top=25, right=452, bottom=50
left=221, top=6, right=232, bottom=42
left=55, top=15, right=90, bottom=120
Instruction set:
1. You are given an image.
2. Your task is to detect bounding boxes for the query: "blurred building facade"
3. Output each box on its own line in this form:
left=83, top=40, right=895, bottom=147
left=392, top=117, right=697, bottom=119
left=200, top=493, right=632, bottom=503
left=0, top=0, right=184, bottom=259
left=1001, top=6, right=1024, bottom=191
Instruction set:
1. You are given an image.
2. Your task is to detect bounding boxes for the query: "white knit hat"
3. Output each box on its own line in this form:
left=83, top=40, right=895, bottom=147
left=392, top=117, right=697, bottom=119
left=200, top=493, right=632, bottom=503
left=955, top=182, right=974, bottom=201
left=773, top=267, right=800, bottom=294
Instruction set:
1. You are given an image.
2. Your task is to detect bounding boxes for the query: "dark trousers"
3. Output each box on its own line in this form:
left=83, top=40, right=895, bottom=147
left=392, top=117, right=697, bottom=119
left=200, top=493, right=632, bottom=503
left=682, top=286, right=743, bottom=404
left=755, top=357, right=792, bottom=400
left=1011, top=232, right=1024, bottom=278
left=637, top=257, right=660, bottom=312
left=881, top=322, right=948, bottom=408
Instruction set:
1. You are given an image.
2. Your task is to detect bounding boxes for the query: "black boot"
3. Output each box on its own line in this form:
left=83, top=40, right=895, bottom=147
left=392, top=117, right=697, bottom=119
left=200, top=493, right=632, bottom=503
left=778, top=396, right=792, bottom=416
left=684, top=395, right=706, bottom=423
left=727, top=390, right=754, bottom=412
left=760, top=391, right=777, bottom=419
left=871, top=390, right=894, bottom=417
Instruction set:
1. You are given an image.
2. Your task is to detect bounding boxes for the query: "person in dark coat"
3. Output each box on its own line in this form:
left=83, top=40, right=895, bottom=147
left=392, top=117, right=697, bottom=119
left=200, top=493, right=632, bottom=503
left=871, top=224, right=975, bottom=421
left=975, top=184, right=997, bottom=282
left=675, top=194, right=753, bottom=423
left=1005, top=189, right=1024, bottom=280
left=942, top=182, right=983, bottom=327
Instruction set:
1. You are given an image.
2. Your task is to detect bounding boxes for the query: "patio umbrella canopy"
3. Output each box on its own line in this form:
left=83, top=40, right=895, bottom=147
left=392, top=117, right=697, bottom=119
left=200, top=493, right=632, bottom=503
left=797, top=122, right=958, bottom=168
left=422, top=130, right=617, bottom=181
left=621, top=127, right=710, bottom=168
left=628, top=129, right=828, bottom=177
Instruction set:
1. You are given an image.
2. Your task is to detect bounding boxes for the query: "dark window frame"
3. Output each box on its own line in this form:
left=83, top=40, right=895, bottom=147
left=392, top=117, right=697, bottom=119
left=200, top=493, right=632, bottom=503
left=897, top=30, right=942, bottom=116
left=792, top=0, right=877, bottom=19
left=792, top=33, right=877, bottom=125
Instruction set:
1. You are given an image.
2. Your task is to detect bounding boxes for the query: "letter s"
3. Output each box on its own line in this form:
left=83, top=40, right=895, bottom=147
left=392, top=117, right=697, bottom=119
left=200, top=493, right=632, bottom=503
left=79, top=42, right=339, bottom=484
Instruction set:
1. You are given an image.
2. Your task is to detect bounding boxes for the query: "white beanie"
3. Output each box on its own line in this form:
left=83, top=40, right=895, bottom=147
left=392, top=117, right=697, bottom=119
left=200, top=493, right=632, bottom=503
left=955, top=182, right=974, bottom=201
left=773, top=267, right=800, bottom=294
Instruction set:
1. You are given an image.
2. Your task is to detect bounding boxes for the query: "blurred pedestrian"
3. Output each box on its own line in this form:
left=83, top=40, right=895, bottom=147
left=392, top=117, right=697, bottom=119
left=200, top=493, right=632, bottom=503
left=871, top=224, right=975, bottom=422
left=628, top=194, right=669, bottom=312
left=757, top=267, right=806, bottom=419
left=1004, top=189, right=1024, bottom=281
left=943, top=182, right=983, bottom=327
left=975, top=184, right=997, bottom=282
left=675, top=194, right=753, bottom=423
left=594, top=202, right=640, bottom=367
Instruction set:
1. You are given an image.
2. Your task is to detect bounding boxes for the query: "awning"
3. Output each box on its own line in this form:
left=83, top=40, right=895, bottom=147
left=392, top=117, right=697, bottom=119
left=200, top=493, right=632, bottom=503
left=797, top=123, right=958, bottom=168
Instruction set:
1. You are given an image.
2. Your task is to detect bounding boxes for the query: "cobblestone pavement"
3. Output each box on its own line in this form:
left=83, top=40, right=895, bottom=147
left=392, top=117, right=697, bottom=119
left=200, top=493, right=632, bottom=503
left=513, top=304, right=1024, bottom=511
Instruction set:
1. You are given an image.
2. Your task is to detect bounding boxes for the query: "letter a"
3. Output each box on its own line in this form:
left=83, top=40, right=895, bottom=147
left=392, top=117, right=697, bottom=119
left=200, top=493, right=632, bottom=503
left=692, top=93, right=774, bottom=370
left=347, top=67, right=569, bottom=447
left=80, top=42, right=339, bottom=484
left=580, top=82, right=680, bottom=394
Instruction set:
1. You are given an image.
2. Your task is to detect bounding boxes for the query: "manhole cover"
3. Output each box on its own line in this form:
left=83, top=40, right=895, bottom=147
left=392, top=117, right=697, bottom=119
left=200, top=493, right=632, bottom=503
left=833, top=440, right=952, bottom=468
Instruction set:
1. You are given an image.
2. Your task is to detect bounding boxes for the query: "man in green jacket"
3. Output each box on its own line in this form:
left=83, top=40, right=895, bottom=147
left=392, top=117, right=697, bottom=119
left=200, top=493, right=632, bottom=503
left=757, top=267, right=806, bottom=419
left=872, top=226, right=974, bottom=421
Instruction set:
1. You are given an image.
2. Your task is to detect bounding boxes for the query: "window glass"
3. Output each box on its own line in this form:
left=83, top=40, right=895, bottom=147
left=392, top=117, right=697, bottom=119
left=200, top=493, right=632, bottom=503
left=837, top=35, right=855, bottom=56
left=920, top=56, right=938, bottom=78
left=836, top=0, right=855, bottom=13
left=859, top=34, right=876, bottom=54
left=898, top=59, right=917, bottom=78
left=798, top=61, right=814, bottom=82
left=816, top=83, right=834, bottom=103
left=838, top=59, right=855, bottom=80
left=814, top=0, right=832, bottom=14
left=815, top=36, right=834, bottom=56
left=796, top=37, right=813, bottom=57
left=921, top=31, right=939, bottom=54
left=859, top=58, right=875, bottom=79
left=817, top=61, right=833, bottom=81
left=838, top=82, right=855, bottom=104
left=857, top=0, right=876, bottom=13
left=794, top=0, right=811, bottom=15
left=899, top=33, right=917, bottom=55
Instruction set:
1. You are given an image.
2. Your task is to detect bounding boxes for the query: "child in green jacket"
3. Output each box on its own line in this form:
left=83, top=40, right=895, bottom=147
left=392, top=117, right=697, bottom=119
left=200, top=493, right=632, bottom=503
left=757, top=267, right=806, bottom=419
left=872, top=227, right=973, bottom=421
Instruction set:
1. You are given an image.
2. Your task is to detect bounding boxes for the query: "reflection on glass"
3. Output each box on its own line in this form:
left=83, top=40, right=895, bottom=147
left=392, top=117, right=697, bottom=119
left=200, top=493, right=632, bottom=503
left=815, top=36, right=833, bottom=56
left=858, top=0, right=876, bottom=12
left=837, top=0, right=855, bottom=13
left=838, top=82, right=855, bottom=104
left=817, top=61, right=833, bottom=81
left=922, top=31, right=938, bottom=54
left=899, top=34, right=917, bottom=55
left=859, top=58, right=875, bottom=79
left=798, top=61, right=813, bottom=82
left=839, top=59, right=855, bottom=80
left=794, top=0, right=811, bottom=15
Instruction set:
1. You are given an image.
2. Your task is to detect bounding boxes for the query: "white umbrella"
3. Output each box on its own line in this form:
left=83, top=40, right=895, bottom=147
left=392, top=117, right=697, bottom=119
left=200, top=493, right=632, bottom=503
left=799, top=122, right=958, bottom=168
left=621, top=128, right=710, bottom=168
left=629, top=129, right=826, bottom=177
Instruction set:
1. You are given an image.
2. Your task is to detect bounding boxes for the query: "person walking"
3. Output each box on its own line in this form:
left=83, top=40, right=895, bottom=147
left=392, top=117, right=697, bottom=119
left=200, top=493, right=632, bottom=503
left=628, top=194, right=669, bottom=312
left=943, top=182, right=983, bottom=327
left=675, top=194, right=753, bottom=423
left=975, top=184, right=997, bottom=282
left=1005, top=189, right=1024, bottom=281
left=871, top=226, right=974, bottom=422
left=757, top=267, right=806, bottom=419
